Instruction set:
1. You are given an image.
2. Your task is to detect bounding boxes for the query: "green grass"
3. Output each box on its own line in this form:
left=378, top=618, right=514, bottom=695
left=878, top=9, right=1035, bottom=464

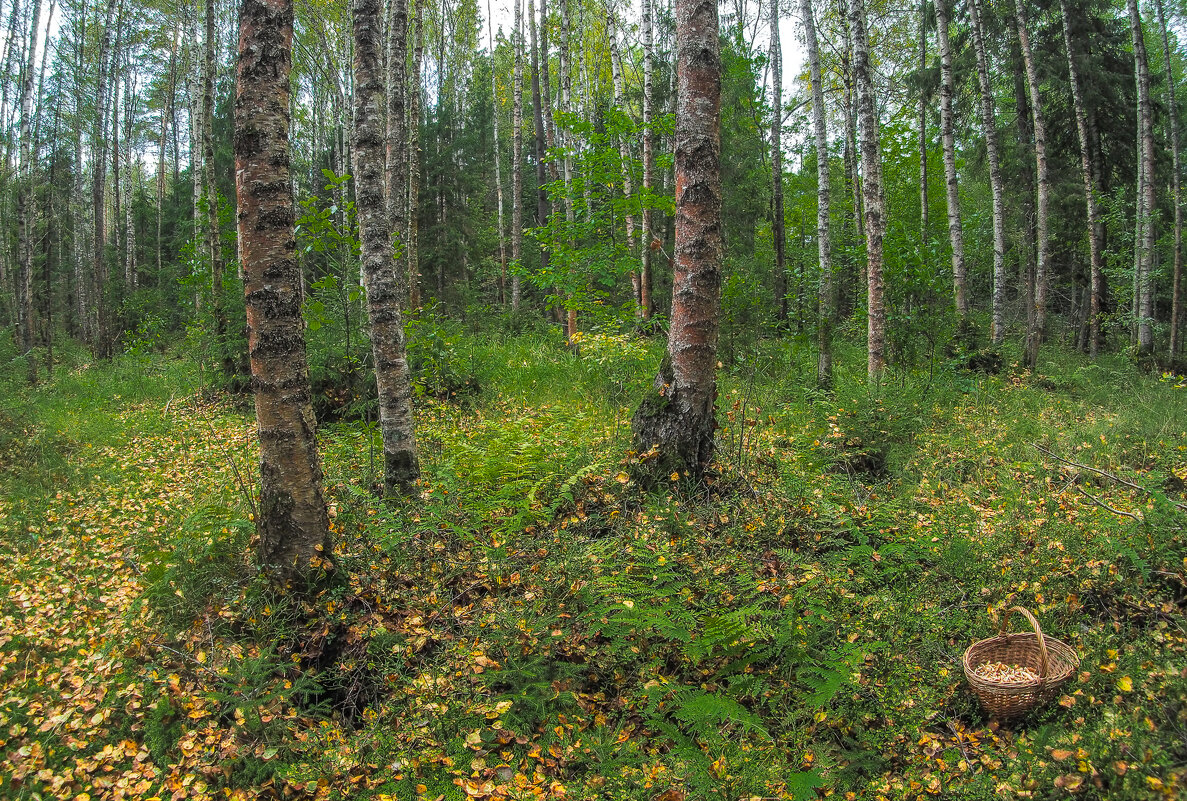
left=2, top=328, right=1185, bottom=800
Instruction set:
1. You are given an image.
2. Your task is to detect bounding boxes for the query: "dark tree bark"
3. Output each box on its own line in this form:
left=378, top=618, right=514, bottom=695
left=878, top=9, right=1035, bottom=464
left=851, top=0, right=886, bottom=382
left=632, top=0, right=722, bottom=478
left=354, top=0, right=419, bottom=494
left=235, top=0, right=332, bottom=582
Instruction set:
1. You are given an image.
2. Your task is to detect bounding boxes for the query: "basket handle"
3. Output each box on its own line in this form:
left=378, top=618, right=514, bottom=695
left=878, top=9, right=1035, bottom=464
left=997, top=605, right=1050, bottom=678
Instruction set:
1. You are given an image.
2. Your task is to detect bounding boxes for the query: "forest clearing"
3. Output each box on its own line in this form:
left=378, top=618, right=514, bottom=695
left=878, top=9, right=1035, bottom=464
left=1, top=335, right=1185, bottom=800
left=3, top=0, right=1187, bottom=795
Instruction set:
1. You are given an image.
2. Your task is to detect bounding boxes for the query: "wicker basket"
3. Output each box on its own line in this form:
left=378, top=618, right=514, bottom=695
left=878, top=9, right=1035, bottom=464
left=963, top=606, right=1079, bottom=721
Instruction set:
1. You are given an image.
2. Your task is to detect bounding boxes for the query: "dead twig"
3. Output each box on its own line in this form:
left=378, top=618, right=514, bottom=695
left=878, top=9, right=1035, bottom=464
left=1074, top=486, right=1142, bottom=522
left=1032, top=443, right=1187, bottom=513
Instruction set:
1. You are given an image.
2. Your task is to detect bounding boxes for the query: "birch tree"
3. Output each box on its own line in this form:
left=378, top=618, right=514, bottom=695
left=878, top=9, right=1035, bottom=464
left=934, top=0, right=966, bottom=323
left=632, top=0, right=722, bottom=478
left=235, top=0, right=331, bottom=582
left=1060, top=0, right=1105, bottom=357
left=801, top=0, right=832, bottom=388
left=968, top=0, right=1006, bottom=345
left=851, top=0, right=886, bottom=382
left=1128, top=0, right=1155, bottom=354
left=354, top=0, right=420, bottom=494
left=1015, top=0, right=1050, bottom=370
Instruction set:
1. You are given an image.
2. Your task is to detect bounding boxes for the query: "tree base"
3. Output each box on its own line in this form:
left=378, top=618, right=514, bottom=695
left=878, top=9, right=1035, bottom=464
left=630, top=356, right=717, bottom=484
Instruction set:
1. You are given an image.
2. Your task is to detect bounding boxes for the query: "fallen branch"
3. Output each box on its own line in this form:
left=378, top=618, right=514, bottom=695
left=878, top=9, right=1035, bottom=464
left=1033, top=443, right=1187, bottom=513
left=1074, top=486, right=1142, bottom=522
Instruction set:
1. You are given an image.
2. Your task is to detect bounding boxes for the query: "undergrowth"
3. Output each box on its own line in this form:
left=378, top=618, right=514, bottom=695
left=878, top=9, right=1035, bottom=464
left=1, top=328, right=1185, bottom=800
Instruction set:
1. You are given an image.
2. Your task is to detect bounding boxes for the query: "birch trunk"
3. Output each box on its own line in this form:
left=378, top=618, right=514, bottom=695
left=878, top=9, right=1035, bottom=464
left=968, top=0, right=1006, bottom=345
left=934, top=0, right=966, bottom=322
left=1154, top=0, right=1183, bottom=356
left=918, top=0, right=927, bottom=243
left=511, top=0, right=524, bottom=310
left=157, top=25, right=179, bottom=281
left=1015, top=0, right=1050, bottom=370
left=205, top=0, right=228, bottom=370
left=802, top=0, right=832, bottom=388
left=559, top=0, right=576, bottom=339
left=384, top=0, right=408, bottom=302
left=1128, top=0, right=1155, bottom=354
left=639, top=0, right=654, bottom=318
left=770, top=0, right=786, bottom=323
left=488, top=0, right=508, bottom=305
left=529, top=0, right=550, bottom=298
left=610, top=13, right=639, bottom=316
left=631, top=0, right=722, bottom=479
left=93, top=0, right=120, bottom=357
left=235, top=0, right=331, bottom=583
left=407, top=0, right=423, bottom=308
left=1059, top=0, right=1104, bottom=358
left=354, top=0, right=419, bottom=493
left=851, top=0, right=886, bottom=382
left=16, top=0, right=42, bottom=368
left=123, top=58, right=136, bottom=290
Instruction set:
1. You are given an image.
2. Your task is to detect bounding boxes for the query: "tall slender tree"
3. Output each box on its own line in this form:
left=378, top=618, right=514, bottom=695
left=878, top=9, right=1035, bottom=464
left=511, top=0, right=524, bottom=310
left=488, top=0, right=508, bottom=304
left=1015, top=0, right=1050, bottom=370
left=851, top=0, right=886, bottom=382
left=1060, top=0, right=1105, bottom=357
left=354, top=0, right=419, bottom=494
left=770, top=0, right=787, bottom=323
left=802, top=0, right=833, bottom=388
left=934, top=0, right=966, bottom=323
left=205, top=0, right=230, bottom=372
left=1128, top=0, right=1155, bottom=354
left=16, top=0, right=42, bottom=375
left=639, top=0, right=655, bottom=318
left=968, top=0, right=1006, bottom=346
left=235, top=0, right=331, bottom=581
left=632, top=0, right=722, bottom=477
left=1154, top=0, right=1182, bottom=356
left=918, top=0, right=928, bottom=243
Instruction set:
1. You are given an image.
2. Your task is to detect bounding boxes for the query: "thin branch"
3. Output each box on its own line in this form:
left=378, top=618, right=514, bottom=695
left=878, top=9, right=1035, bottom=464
left=1074, top=486, right=1142, bottom=522
left=1033, top=442, right=1187, bottom=513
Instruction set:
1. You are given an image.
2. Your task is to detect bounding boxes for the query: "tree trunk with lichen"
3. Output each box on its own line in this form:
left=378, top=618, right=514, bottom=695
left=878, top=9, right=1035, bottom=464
left=235, top=0, right=332, bottom=584
left=354, top=0, right=419, bottom=494
left=631, top=0, right=721, bottom=479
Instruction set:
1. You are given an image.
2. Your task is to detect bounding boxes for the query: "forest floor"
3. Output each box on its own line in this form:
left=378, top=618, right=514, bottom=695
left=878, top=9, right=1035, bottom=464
left=1, top=329, right=1186, bottom=801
